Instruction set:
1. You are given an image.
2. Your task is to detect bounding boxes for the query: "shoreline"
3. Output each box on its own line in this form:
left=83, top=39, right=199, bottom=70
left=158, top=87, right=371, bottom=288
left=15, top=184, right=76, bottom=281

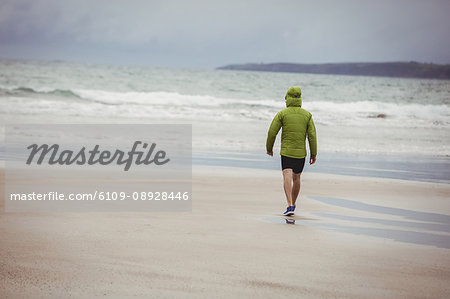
left=193, top=150, right=450, bottom=184
left=1, top=149, right=449, bottom=183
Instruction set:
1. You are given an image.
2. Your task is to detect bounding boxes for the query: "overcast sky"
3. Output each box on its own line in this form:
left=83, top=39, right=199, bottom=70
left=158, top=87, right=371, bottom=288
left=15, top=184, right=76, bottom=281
left=0, top=0, right=449, bottom=68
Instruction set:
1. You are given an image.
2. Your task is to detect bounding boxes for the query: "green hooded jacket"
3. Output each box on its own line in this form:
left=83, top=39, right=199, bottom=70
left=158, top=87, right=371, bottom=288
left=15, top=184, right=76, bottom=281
left=266, top=87, right=317, bottom=159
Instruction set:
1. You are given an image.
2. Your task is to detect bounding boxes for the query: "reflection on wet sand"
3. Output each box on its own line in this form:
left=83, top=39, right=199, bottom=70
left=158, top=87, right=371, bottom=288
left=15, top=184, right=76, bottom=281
left=264, top=196, right=450, bottom=249
left=309, top=196, right=450, bottom=224
left=285, top=218, right=295, bottom=224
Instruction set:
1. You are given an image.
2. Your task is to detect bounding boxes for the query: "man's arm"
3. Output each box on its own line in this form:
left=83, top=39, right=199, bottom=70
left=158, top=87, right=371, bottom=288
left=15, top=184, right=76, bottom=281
left=307, top=115, right=317, bottom=164
left=266, top=112, right=282, bottom=156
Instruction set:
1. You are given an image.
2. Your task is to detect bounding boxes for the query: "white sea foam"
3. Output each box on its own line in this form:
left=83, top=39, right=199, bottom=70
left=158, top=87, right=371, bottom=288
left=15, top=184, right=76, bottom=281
left=306, top=100, right=450, bottom=128
left=1, top=86, right=449, bottom=129
left=60, top=89, right=450, bottom=128
left=73, top=89, right=231, bottom=106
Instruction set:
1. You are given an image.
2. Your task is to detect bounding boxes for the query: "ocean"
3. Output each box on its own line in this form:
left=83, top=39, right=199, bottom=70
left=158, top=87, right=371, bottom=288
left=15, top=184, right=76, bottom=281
left=1, top=59, right=449, bottom=182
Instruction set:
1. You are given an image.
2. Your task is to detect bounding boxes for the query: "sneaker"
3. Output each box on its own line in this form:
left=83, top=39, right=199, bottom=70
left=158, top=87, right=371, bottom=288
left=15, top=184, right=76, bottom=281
left=283, top=206, right=294, bottom=216
left=292, top=205, right=296, bottom=214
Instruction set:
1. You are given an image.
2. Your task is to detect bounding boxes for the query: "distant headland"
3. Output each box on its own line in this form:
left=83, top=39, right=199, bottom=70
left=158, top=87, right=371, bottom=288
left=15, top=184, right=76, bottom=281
left=216, top=62, right=450, bottom=79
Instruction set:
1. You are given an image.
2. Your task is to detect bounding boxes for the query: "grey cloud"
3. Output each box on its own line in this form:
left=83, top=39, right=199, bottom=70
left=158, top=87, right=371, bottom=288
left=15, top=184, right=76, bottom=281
left=0, top=0, right=449, bottom=67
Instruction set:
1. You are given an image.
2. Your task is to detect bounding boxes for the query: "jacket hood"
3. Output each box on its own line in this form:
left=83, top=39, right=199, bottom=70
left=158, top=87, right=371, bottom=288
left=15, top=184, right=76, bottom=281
left=285, top=86, right=302, bottom=107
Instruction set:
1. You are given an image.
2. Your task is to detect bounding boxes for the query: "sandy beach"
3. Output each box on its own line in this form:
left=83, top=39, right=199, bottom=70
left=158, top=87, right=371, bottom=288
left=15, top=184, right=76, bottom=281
left=1, top=166, right=449, bottom=298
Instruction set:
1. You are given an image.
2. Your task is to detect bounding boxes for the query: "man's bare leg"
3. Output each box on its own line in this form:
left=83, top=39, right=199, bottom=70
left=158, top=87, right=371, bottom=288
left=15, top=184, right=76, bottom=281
left=292, top=173, right=301, bottom=206
left=282, top=169, right=293, bottom=207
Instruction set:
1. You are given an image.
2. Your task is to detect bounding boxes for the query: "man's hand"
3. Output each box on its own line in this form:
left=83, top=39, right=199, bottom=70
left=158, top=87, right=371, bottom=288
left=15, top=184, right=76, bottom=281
left=309, top=156, right=316, bottom=165
left=267, top=151, right=273, bottom=156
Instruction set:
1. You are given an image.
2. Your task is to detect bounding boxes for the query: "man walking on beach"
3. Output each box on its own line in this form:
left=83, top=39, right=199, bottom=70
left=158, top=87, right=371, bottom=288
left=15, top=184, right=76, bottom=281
left=266, top=86, right=317, bottom=216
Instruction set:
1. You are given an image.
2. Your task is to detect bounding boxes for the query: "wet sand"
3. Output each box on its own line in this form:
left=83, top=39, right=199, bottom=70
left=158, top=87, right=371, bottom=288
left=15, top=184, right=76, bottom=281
left=1, top=166, right=450, bottom=298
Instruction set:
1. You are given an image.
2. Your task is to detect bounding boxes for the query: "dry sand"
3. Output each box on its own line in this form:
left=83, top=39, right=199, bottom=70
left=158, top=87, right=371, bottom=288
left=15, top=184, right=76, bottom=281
left=1, top=166, right=450, bottom=298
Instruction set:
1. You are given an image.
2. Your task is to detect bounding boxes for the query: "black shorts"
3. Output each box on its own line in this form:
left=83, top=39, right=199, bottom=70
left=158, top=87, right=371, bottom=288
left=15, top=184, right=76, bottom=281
left=281, top=155, right=305, bottom=174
